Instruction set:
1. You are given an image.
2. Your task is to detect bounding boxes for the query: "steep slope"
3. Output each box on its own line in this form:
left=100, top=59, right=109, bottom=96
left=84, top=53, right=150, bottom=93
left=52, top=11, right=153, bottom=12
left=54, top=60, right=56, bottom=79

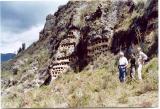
left=36, top=0, right=158, bottom=86
left=2, top=57, right=158, bottom=108
left=1, top=0, right=158, bottom=108
left=1, top=32, right=51, bottom=89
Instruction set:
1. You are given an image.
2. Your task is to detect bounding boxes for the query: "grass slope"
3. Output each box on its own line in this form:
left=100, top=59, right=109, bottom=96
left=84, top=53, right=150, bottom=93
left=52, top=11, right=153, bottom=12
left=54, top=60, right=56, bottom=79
left=1, top=57, right=158, bottom=108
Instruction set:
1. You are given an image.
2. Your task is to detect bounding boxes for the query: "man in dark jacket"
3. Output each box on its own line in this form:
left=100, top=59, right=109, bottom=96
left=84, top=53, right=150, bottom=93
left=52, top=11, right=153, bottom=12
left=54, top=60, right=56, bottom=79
left=129, top=53, right=136, bottom=79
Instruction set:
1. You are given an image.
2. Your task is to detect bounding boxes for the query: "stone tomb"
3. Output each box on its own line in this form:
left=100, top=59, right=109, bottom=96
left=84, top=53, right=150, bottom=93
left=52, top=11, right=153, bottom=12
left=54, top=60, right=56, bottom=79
left=87, top=38, right=109, bottom=58
left=49, top=31, right=77, bottom=79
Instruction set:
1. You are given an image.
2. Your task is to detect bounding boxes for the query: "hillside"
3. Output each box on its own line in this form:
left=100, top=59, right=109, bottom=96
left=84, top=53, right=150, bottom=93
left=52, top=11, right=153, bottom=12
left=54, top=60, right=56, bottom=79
left=1, top=53, right=16, bottom=62
left=1, top=0, right=158, bottom=108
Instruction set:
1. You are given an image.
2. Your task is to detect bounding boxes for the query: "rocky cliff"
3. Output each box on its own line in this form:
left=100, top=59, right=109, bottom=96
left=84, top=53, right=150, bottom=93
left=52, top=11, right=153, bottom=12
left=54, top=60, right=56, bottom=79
left=36, top=0, right=158, bottom=86
left=1, top=0, right=158, bottom=108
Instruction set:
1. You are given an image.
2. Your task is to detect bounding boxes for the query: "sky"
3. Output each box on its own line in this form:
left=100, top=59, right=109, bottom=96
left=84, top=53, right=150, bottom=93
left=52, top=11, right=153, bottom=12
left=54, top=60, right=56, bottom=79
left=0, top=0, right=68, bottom=53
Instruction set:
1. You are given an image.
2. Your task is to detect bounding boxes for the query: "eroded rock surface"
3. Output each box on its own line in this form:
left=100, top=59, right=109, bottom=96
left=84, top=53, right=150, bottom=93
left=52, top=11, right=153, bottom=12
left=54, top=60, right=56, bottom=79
left=35, top=0, right=158, bottom=86
left=1, top=0, right=158, bottom=89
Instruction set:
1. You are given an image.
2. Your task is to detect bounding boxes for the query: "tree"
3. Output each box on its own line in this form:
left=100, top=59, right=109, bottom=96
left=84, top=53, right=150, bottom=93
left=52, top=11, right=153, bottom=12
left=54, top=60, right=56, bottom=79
left=17, top=47, right=22, bottom=54
left=22, top=43, right=26, bottom=51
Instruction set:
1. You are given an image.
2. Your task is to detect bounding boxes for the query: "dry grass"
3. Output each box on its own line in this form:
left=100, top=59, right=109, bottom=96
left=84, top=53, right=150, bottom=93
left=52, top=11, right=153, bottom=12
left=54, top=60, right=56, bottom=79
left=118, top=93, right=128, bottom=104
left=1, top=57, right=158, bottom=108
left=140, top=101, right=152, bottom=107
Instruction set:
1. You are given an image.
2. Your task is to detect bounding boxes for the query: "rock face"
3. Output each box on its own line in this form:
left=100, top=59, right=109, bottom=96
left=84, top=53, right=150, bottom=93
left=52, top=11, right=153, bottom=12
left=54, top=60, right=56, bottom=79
left=1, top=0, right=157, bottom=90
left=35, top=0, right=158, bottom=86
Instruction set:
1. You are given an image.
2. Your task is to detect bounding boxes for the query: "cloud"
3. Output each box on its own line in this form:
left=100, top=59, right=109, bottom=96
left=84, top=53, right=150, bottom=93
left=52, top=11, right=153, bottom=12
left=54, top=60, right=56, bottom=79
left=0, top=24, right=43, bottom=53
left=1, top=1, right=68, bottom=33
left=0, top=0, right=69, bottom=53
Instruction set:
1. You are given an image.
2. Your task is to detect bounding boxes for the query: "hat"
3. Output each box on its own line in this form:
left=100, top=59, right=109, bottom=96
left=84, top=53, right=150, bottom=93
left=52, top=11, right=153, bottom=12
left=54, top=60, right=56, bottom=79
left=119, top=51, right=124, bottom=56
left=137, top=47, right=141, bottom=51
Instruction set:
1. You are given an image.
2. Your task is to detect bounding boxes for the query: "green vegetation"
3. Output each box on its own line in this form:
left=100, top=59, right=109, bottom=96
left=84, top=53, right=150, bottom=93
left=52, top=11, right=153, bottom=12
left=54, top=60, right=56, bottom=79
left=116, top=9, right=141, bottom=32
left=1, top=0, right=158, bottom=108
left=2, top=57, right=158, bottom=108
left=1, top=70, right=12, bottom=79
left=1, top=48, right=49, bottom=80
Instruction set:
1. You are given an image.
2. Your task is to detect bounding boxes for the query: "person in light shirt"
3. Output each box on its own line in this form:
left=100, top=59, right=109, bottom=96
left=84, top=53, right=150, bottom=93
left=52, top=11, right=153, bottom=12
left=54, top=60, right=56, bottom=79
left=137, top=47, right=148, bottom=80
left=118, top=51, right=128, bottom=82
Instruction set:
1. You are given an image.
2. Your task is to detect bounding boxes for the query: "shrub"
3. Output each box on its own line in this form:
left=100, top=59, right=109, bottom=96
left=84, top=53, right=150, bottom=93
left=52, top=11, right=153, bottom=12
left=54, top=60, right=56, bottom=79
left=118, top=93, right=128, bottom=104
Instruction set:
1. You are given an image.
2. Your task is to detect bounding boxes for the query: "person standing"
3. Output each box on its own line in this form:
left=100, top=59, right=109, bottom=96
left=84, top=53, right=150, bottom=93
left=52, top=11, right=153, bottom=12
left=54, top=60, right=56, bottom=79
left=137, top=47, right=148, bottom=80
left=129, top=53, right=136, bottom=79
left=118, top=51, right=128, bottom=82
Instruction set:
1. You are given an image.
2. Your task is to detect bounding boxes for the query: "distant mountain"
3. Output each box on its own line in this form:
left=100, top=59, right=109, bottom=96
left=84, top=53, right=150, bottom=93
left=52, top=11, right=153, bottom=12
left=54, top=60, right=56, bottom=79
left=1, top=53, right=16, bottom=62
